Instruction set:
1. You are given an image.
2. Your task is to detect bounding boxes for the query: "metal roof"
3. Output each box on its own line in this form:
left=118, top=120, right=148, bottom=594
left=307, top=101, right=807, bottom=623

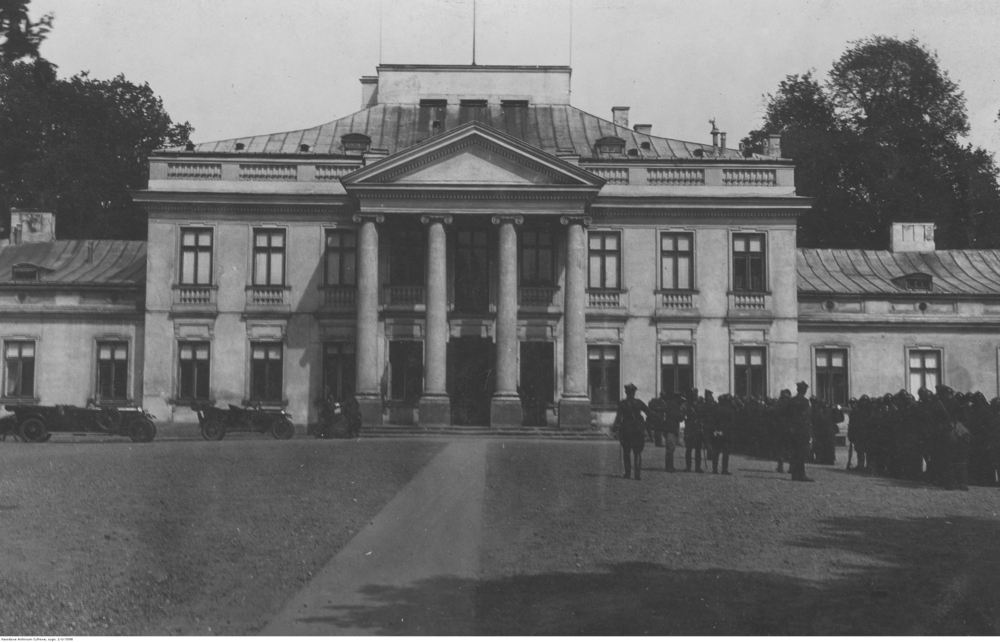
left=163, top=104, right=747, bottom=161
left=797, top=249, right=1000, bottom=296
left=0, top=241, right=146, bottom=286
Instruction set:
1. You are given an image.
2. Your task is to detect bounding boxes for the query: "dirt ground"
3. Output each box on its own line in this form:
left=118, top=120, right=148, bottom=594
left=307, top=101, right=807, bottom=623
left=0, top=436, right=444, bottom=636
left=2, top=436, right=998, bottom=635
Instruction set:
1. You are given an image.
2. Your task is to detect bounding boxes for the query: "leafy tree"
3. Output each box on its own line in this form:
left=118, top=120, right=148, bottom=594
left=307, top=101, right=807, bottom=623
left=0, top=58, right=192, bottom=240
left=0, top=0, right=52, bottom=62
left=745, top=36, right=1000, bottom=249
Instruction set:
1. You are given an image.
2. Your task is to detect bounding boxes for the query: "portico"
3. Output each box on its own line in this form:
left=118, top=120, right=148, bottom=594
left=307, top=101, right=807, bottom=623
left=341, top=122, right=604, bottom=428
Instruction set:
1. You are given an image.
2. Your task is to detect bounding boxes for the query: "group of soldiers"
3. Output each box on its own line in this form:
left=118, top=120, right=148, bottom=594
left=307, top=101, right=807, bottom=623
left=612, top=381, right=1000, bottom=489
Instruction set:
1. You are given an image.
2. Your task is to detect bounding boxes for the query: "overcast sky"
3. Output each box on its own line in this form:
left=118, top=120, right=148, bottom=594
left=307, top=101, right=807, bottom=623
left=28, top=0, right=1000, bottom=159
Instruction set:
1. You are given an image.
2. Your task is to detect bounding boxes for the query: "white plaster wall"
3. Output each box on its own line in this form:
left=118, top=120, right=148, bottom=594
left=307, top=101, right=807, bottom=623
left=376, top=67, right=572, bottom=104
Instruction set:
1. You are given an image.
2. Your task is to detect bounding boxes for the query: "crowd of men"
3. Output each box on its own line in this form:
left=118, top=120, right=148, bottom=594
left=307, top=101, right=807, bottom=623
left=613, top=383, right=1000, bottom=489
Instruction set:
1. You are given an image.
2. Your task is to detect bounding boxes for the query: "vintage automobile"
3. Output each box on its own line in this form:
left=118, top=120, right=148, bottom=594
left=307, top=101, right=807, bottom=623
left=190, top=401, right=295, bottom=441
left=3, top=403, right=157, bottom=443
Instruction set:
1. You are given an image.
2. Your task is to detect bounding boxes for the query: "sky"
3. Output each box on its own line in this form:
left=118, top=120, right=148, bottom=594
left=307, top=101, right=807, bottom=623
left=26, top=0, right=1000, bottom=159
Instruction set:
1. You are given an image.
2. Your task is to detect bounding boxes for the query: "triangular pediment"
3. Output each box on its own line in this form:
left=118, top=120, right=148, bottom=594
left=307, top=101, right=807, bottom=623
left=341, top=122, right=604, bottom=190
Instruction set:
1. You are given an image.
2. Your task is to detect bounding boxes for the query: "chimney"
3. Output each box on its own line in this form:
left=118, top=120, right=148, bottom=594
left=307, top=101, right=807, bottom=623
left=766, top=133, right=782, bottom=158
left=360, top=76, right=378, bottom=108
left=612, top=106, right=629, bottom=129
left=709, top=119, right=719, bottom=154
left=720, top=132, right=727, bottom=151
left=891, top=222, right=936, bottom=252
left=9, top=209, right=56, bottom=245
left=633, top=124, right=652, bottom=135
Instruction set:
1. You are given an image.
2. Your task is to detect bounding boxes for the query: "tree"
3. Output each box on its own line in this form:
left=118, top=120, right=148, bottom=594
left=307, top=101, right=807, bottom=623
left=0, top=0, right=52, bottom=62
left=745, top=36, right=1000, bottom=249
left=0, top=59, right=193, bottom=239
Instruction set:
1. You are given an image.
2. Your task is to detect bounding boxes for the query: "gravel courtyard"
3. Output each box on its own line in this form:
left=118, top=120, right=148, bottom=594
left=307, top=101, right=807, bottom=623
left=1, top=436, right=998, bottom=635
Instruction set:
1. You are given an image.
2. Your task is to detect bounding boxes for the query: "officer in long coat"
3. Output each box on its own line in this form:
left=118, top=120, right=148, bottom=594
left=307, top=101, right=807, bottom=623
left=683, top=389, right=705, bottom=473
left=789, top=381, right=814, bottom=482
left=614, top=383, right=648, bottom=480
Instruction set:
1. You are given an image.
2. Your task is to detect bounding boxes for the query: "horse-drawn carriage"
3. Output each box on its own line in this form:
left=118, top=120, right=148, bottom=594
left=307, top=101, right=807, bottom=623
left=190, top=401, right=295, bottom=441
left=2, top=403, right=157, bottom=443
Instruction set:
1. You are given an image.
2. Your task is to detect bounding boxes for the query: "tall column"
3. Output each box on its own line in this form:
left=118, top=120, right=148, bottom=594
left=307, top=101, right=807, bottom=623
left=418, top=214, right=452, bottom=427
left=353, top=213, right=384, bottom=426
left=491, top=215, right=523, bottom=428
left=559, top=215, right=592, bottom=429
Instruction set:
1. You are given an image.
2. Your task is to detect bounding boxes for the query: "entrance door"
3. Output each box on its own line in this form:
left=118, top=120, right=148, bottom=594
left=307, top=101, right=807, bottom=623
left=448, top=337, right=494, bottom=426
left=520, top=341, right=554, bottom=427
left=454, top=230, right=490, bottom=314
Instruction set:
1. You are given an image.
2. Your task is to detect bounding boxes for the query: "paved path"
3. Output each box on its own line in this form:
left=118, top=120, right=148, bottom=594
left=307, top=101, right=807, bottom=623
left=262, top=440, right=487, bottom=635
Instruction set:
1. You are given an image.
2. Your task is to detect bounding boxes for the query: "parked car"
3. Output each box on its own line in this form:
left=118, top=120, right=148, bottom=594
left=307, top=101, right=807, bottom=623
left=190, top=401, right=295, bottom=441
left=3, top=403, right=157, bottom=443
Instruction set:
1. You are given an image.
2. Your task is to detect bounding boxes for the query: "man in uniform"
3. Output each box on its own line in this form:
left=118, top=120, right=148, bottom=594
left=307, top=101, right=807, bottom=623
left=683, top=389, right=705, bottom=473
left=649, top=391, right=684, bottom=472
left=711, top=394, right=736, bottom=474
left=789, top=381, right=814, bottom=482
left=773, top=389, right=792, bottom=473
left=614, top=383, right=648, bottom=480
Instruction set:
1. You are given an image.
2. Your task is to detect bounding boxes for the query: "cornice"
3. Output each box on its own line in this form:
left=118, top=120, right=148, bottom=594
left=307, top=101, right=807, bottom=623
left=590, top=208, right=804, bottom=218
left=139, top=202, right=352, bottom=215
left=351, top=190, right=591, bottom=201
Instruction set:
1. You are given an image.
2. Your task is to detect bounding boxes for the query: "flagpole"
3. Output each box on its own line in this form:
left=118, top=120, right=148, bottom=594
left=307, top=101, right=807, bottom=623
left=472, top=0, right=477, bottom=65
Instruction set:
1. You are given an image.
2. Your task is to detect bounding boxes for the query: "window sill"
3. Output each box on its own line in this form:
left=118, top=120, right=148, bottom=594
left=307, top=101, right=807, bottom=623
left=169, top=398, right=216, bottom=407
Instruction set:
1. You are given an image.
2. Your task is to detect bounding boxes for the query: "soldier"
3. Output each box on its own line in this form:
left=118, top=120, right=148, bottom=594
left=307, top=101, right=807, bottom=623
left=647, top=391, right=668, bottom=448
left=773, top=389, right=793, bottom=473
left=649, top=391, right=684, bottom=472
left=683, top=388, right=705, bottom=473
left=711, top=394, right=736, bottom=474
left=789, top=381, right=814, bottom=482
left=613, top=383, right=648, bottom=480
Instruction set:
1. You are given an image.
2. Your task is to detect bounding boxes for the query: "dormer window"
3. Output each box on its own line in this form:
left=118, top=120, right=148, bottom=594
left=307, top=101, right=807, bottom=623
left=893, top=273, right=933, bottom=291
left=234, top=142, right=245, bottom=151
left=595, top=136, right=626, bottom=156
left=341, top=133, right=371, bottom=154
left=12, top=264, right=40, bottom=281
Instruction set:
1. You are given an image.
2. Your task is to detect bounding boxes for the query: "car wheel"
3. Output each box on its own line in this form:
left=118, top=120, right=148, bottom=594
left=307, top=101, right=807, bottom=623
left=201, top=420, right=226, bottom=441
left=97, top=407, right=122, bottom=431
left=128, top=417, right=156, bottom=443
left=271, top=418, right=294, bottom=440
left=19, top=417, right=47, bottom=443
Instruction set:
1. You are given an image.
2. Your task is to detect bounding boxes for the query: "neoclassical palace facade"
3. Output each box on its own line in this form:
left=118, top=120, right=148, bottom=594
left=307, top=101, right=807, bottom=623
left=133, top=63, right=809, bottom=429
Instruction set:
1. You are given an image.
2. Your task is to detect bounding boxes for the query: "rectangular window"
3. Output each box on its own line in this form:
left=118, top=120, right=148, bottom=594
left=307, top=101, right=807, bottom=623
left=418, top=99, right=447, bottom=135
left=733, top=233, right=765, bottom=292
left=661, top=232, right=693, bottom=290
left=389, top=229, right=425, bottom=286
left=588, top=231, right=621, bottom=290
left=909, top=349, right=941, bottom=396
left=325, top=230, right=357, bottom=287
left=178, top=341, right=211, bottom=401
left=501, top=100, right=528, bottom=138
left=815, top=348, right=848, bottom=406
left=459, top=99, right=488, bottom=125
left=520, top=230, right=555, bottom=286
left=660, top=346, right=693, bottom=396
left=180, top=228, right=213, bottom=285
left=323, top=343, right=356, bottom=401
left=389, top=341, right=423, bottom=403
left=253, top=229, right=285, bottom=286
left=4, top=340, right=35, bottom=399
left=96, top=342, right=129, bottom=401
left=588, top=345, right=620, bottom=406
left=734, top=347, right=767, bottom=397
left=250, top=342, right=283, bottom=403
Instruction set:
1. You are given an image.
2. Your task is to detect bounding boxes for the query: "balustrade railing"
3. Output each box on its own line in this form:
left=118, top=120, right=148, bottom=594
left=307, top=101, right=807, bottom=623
left=589, top=167, right=629, bottom=185
left=315, top=164, right=360, bottom=181
left=239, top=164, right=298, bottom=181
left=167, top=163, right=222, bottom=180
left=647, top=168, right=704, bottom=186
left=173, top=286, right=216, bottom=306
left=323, top=286, right=356, bottom=308
left=587, top=290, right=624, bottom=309
left=247, top=286, right=287, bottom=306
left=518, top=286, right=560, bottom=308
left=659, top=292, right=694, bottom=309
left=723, top=168, right=777, bottom=187
left=385, top=285, right=425, bottom=306
left=731, top=293, right=768, bottom=310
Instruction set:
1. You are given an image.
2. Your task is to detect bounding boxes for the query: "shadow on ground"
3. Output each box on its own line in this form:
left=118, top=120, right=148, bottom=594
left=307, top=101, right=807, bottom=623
left=293, top=514, right=1000, bottom=635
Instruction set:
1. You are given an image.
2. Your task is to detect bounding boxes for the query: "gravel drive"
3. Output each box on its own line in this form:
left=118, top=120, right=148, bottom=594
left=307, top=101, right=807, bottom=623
left=0, top=437, right=444, bottom=636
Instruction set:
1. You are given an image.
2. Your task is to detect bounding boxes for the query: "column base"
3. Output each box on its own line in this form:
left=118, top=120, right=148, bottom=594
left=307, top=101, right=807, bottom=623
left=419, top=394, right=451, bottom=428
left=490, top=394, right=523, bottom=429
left=356, top=394, right=383, bottom=427
left=558, top=397, right=592, bottom=430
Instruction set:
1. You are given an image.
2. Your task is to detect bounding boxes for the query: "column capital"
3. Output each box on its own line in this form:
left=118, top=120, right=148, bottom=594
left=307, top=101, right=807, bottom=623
left=490, top=215, right=524, bottom=226
left=559, top=215, right=592, bottom=227
left=420, top=214, right=453, bottom=225
left=352, top=213, right=385, bottom=224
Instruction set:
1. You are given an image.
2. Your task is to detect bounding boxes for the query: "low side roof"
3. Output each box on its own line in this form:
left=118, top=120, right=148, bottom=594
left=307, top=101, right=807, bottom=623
left=0, top=241, right=146, bottom=286
left=797, top=248, right=1000, bottom=296
left=162, top=104, right=746, bottom=161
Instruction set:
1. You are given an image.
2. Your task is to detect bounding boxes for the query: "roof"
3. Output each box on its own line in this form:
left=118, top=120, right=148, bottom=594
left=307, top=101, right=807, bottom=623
left=0, top=241, right=146, bottom=286
left=162, top=104, right=746, bottom=161
left=797, top=249, right=1000, bottom=296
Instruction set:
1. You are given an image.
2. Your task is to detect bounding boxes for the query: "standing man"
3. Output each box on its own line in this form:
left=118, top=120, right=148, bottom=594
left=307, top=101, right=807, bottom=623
left=711, top=394, right=736, bottom=474
left=789, top=381, right=814, bottom=482
left=614, top=383, right=648, bottom=480
left=683, top=389, right=705, bottom=473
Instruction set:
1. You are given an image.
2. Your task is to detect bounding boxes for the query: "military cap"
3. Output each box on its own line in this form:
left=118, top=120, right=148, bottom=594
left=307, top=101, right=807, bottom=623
left=624, top=383, right=638, bottom=393
left=796, top=381, right=809, bottom=391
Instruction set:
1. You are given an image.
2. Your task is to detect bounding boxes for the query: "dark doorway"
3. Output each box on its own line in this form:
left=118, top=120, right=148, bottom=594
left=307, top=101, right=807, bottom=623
left=454, top=230, right=490, bottom=313
left=448, top=337, right=494, bottom=426
left=520, top=341, right=554, bottom=427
